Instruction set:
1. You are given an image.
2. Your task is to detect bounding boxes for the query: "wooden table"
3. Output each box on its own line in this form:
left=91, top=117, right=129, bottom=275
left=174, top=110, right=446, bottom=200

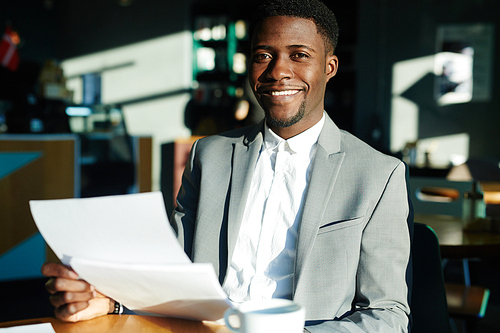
left=415, top=214, right=500, bottom=259
left=0, top=315, right=230, bottom=333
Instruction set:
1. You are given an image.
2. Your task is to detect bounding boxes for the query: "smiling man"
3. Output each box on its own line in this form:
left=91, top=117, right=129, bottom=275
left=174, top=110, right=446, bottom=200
left=42, top=0, right=412, bottom=331
left=179, top=1, right=412, bottom=331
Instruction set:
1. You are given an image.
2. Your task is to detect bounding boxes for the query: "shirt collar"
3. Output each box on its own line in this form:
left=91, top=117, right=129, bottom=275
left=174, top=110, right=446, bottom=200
left=263, top=112, right=325, bottom=154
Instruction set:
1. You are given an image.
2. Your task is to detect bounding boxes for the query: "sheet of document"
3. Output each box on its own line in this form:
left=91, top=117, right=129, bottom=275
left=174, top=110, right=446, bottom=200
left=71, top=258, right=229, bottom=321
left=0, top=323, right=55, bottom=333
left=30, top=192, right=231, bottom=321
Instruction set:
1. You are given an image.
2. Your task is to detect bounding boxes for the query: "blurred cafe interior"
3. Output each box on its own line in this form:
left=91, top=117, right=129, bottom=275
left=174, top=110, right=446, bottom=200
left=0, top=0, right=499, bottom=332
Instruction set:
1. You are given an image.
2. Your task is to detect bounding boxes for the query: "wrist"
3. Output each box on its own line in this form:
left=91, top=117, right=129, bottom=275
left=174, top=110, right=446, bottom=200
left=111, top=301, right=123, bottom=314
left=108, top=299, right=121, bottom=314
left=108, top=299, right=115, bottom=314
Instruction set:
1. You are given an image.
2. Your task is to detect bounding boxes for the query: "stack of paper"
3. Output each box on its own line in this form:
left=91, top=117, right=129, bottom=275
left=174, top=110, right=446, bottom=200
left=30, top=192, right=230, bottom=321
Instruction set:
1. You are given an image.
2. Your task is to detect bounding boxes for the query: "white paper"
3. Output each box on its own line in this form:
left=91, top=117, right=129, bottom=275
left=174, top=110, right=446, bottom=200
left=0, top=323, right=55, bottom=333
left=29, top=192, right=230, bottom=321
left=30, top=192, right=189, bottom=265
left=70, top=258, right=229, bottom=321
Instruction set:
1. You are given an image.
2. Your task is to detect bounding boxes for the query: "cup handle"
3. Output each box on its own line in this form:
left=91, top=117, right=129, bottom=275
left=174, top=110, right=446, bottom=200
left=224, top=307, right=240, bottom=332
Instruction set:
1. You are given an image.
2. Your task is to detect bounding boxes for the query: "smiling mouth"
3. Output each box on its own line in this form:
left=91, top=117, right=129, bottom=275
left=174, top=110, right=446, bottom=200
left=270, top=90, right=300, bottom=96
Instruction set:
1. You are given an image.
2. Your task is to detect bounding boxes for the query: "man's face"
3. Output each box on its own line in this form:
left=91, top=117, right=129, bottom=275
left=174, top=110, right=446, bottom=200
left=249, top=16, right=338, bottom=138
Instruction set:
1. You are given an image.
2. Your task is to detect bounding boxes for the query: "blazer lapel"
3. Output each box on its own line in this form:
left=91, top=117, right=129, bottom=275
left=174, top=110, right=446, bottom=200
left=293, top=116, right=345, bottom=293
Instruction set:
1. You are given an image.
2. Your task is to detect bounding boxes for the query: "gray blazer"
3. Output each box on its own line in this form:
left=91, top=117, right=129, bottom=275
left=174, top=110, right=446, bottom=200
left=172, top=114, right=412, bottom=332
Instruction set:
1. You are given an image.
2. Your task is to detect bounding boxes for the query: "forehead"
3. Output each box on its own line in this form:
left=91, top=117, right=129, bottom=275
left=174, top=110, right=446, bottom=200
left=252, top=16, right=325, bottom=51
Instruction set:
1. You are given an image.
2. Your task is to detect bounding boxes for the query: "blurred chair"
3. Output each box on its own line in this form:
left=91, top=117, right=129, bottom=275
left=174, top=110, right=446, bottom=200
left=409, top=177, right=490, bottom=332
left=408, top=177, right=472, bottom=217
left=411, top=222, right=451, bottom=333
left=409, top=177, right=474, bottom=285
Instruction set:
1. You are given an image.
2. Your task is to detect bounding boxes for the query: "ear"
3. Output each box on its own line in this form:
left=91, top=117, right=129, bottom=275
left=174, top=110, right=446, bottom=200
left=325, top=54, right=338, bottom=82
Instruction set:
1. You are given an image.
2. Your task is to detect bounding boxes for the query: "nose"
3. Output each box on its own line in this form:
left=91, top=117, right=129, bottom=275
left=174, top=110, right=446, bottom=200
left=265, top=55, right=292, bottom=82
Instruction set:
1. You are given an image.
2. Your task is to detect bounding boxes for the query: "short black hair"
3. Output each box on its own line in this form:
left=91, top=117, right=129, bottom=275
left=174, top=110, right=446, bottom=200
left=253, top=0, right=339, bottom=53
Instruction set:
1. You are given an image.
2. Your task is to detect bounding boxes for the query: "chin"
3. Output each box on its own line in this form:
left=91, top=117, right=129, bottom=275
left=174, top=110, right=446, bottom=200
left=266, top=112, right=304, bottom=128
left=265, top=101, right=306, bottom=129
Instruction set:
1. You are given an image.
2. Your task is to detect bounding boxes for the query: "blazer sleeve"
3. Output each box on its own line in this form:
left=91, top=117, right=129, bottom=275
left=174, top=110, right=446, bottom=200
left=170, top=139, right=201, bottom=259
left=305, top=162, right=413, bottom=333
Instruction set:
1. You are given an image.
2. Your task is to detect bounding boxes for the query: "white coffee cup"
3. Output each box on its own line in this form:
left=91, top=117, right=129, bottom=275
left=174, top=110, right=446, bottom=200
left=224, top=299, right=305, bottom=333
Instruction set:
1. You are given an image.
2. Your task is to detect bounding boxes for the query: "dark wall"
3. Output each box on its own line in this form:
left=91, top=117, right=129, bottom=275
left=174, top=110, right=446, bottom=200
left=55, top=0, right=192, bottom=59
left=0, top=0, right=58, bottom=63
left=1, top=0, right=193, bottom=62
left=0, top=1, right=59, bottom=102
left=356, top=0, right=500, bottom=159
left=0, top=0, right=193, bottom=108
left=323, top=0, right=359, bottom=135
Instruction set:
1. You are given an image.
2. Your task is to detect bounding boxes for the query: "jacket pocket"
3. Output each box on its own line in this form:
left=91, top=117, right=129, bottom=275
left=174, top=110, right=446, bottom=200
left=317, top=216, right=365, bottom=234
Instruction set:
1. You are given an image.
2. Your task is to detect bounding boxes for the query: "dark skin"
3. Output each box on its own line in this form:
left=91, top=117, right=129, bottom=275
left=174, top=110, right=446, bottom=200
left=41, top=15, right=339, bottom=322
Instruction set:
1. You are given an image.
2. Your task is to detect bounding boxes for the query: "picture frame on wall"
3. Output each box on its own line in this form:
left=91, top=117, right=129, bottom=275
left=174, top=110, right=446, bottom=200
left=434, top=23, right=494, bottom=106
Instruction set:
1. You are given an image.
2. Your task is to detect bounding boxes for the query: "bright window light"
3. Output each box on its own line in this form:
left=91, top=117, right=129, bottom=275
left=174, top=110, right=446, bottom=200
left=65, top=106, right=92, bottom=117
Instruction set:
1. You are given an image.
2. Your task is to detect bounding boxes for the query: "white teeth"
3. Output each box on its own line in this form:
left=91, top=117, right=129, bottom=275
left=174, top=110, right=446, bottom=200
left=271, top=90, right=299, bottom=96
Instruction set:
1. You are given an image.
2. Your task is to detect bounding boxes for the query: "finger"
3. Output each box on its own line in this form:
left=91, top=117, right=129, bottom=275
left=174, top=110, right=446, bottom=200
left=54, top=301, right=90, bottom=322
left=45, top=277, right=94, bottom=294
left=41, top=262, right=79, bottom=279
left=49, top=291, right=96, bottom=308
left=55, top=297, right=111, bottom=322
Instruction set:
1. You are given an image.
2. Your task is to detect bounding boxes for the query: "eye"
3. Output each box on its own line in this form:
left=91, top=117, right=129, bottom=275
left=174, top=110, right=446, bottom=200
left=292, top=52, right=309, bottom=59
left=253, top=53, right=271, bottom=62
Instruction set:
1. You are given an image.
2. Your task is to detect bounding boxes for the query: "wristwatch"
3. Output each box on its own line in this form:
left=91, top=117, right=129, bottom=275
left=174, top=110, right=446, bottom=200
left=112, top=301, right=123, bottom=314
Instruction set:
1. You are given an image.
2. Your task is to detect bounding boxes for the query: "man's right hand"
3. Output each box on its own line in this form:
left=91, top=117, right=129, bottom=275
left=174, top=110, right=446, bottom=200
left=41, top=262, right=114, bottom=322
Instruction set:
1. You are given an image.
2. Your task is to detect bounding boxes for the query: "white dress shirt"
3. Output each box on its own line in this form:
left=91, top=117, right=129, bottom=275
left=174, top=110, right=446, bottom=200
left=222, top=113, right=325, bottom=303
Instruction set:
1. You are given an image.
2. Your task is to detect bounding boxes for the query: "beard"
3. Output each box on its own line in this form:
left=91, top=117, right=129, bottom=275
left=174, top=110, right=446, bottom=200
left=265, top=99, right=307, bottom=128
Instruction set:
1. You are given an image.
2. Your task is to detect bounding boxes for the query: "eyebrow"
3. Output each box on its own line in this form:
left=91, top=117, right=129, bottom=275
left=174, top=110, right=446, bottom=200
left=288, top=44, right=317, bottom=53
left=251, top=44, right=317, bottom=53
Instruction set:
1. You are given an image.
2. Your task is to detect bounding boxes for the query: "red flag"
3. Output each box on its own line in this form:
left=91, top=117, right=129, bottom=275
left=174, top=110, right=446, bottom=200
left=0, top=26, right=20, bottom=72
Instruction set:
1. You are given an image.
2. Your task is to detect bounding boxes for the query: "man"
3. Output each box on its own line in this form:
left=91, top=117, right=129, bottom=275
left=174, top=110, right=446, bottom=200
left=42, top=0, right=413, bottom=331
